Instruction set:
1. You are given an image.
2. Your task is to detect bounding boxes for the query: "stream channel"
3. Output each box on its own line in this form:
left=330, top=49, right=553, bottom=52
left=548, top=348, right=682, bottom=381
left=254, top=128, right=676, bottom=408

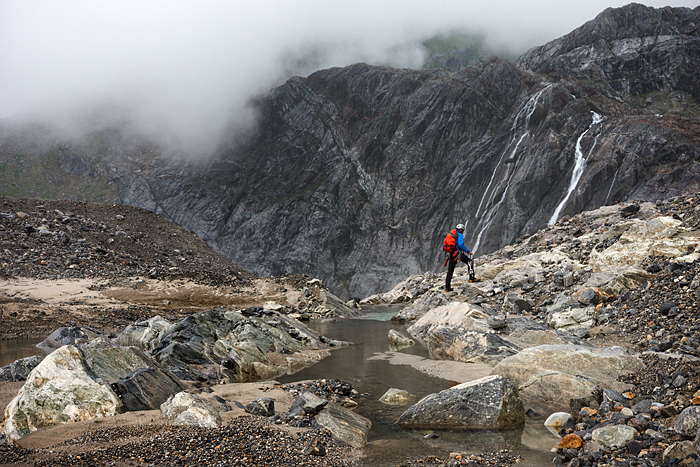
left=278, top=305, right=558, bottom=466
left=0, top=306, right=558, bottom=466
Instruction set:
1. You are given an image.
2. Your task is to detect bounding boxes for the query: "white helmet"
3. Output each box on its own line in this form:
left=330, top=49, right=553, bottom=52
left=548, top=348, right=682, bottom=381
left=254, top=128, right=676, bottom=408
left=456, top=224, right=465, bottom=231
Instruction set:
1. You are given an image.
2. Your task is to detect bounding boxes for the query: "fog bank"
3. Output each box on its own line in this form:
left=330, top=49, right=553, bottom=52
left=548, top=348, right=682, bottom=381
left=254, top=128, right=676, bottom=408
left=1, top=1, right=696, bottom=153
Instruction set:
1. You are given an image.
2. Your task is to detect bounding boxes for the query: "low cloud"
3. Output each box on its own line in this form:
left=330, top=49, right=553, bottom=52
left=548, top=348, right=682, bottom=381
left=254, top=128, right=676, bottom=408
left=1, top=0, right=696, bottom=154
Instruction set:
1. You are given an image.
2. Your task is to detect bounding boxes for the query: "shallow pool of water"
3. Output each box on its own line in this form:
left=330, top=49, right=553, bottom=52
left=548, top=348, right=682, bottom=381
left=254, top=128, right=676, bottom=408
left=278, top=306, right=557, bottom=466
left=0, top=338, right=48, bottom=367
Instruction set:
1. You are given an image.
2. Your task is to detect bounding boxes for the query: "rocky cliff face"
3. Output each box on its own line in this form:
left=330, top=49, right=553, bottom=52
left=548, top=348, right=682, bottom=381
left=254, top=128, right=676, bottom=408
left=2, top=5, right=700, bottom=299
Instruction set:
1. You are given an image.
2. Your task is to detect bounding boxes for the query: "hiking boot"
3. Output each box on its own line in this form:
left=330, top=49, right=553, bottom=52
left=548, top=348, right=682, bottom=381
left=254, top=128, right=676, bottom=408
left=444, top=288, right=453, bottom=292
left=469, top=277, right=479, bottom=283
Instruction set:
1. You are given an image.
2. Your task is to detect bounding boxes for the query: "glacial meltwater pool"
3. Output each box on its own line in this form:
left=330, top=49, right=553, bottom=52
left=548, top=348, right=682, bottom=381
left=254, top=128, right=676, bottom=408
left=277, top=306, right=557, bottom=466
left=0, top=307, right=557, bottom=465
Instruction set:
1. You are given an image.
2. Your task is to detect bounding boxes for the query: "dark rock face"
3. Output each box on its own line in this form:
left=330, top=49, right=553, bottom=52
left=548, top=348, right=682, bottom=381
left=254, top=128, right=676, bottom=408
left=111, top=367, right=186, bottom=411
left=38, top=326, right=102, bottom=349
left=0, top=356, right=44, bottom=382
left=3, top=4, right=700, bottom=299
left=118, top=5, right=699, bottom=299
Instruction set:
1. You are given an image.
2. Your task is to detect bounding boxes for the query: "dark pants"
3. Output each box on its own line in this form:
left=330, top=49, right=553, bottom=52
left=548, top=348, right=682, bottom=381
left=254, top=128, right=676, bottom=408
left=445, top=251, right=468, bottom=290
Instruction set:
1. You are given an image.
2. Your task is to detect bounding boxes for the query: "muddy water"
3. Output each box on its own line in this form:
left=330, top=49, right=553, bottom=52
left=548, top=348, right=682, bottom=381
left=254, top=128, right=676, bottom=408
left=278, top=306, right=557, bottom=466
left=0, top=338, right=47, bottom=367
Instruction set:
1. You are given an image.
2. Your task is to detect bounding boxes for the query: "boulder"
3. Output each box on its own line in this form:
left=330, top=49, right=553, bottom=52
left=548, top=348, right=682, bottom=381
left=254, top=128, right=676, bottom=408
left=426, top=328, right=521, bottom=366
left=407, top=302, right=492, bottom=339
left=391, top=290, right=450, bottom=324
left=314, top=401, right=372, bottom=449
left=491, top=345, right=643, bottom=414
left=38, top=326, right=101, bottom=349
left=591, top=425, right=637, bottom=449
left=387, top=329, right=414, bottom=350
left=79, top=338, right=161, bottom=383
left=114, top=316, right=175, bottom=350
left=3, top=345, right=123, bottom=441
left=396, top=375, right=523, bottom=430
left=664, top=440, right=695, bottom=463
left=501, top=293, right=533, bottom=314
left=544, top=412, right=573, bottom=432
left=0, top=355, right=44, bottom=382
left=111, top=367, right=186, bottom=411
left=547, top=306, right=597, bottom=330
left=407, top=302, right=520, bottom=365
left=675, top=406, right=700, bottom=437
left=161, top=392, right=222, bottom=428
left=245, top=398, right=275, bottom=417
left=288, top=391, right=328, bottom=416
left=379, top=388, right=416, bottom=406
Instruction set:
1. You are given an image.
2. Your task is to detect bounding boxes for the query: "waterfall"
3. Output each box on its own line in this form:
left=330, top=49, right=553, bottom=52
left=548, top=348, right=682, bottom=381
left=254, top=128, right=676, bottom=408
left=548, top=111, right=604, bottom=225
left=605, top=168, right=619, bottom=205
left=471, top=85, right=551, bottom=253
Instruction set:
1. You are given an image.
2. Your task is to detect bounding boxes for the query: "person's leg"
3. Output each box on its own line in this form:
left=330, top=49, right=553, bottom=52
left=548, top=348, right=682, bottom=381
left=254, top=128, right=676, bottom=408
left=445, top=255, right=456, bottom=291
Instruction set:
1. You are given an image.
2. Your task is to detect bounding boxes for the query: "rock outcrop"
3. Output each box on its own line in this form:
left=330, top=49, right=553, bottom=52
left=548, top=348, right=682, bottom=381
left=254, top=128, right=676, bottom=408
left=149, top=306, right=346, bottom=384
left=491, top=345, right=644, bottom=414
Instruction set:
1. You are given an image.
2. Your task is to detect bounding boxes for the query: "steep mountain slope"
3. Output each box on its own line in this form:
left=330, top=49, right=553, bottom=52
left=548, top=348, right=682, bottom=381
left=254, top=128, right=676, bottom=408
left=1, top=4, right=699, bottom=299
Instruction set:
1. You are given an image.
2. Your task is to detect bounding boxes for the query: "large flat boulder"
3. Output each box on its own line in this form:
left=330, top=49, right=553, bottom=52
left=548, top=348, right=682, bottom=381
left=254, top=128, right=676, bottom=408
left=491, top=345, right=643, bottom=414
left=396, top=375, right=523, bottom=430
left=3, top=345, right=123, bottom=441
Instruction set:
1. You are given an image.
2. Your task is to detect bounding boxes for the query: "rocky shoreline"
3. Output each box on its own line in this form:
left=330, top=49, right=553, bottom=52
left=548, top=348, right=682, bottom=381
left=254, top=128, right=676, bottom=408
left=1, top=195, right=700, bottom=467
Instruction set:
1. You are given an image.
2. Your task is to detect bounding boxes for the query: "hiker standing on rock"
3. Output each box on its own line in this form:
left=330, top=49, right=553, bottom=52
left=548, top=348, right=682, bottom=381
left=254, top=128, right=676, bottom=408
left=443, top=224, right=475, bottom=292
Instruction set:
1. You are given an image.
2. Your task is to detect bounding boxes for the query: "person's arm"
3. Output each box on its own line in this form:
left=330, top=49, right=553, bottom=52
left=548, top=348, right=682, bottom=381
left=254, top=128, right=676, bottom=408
left=457, top=233, right=471, bottom=254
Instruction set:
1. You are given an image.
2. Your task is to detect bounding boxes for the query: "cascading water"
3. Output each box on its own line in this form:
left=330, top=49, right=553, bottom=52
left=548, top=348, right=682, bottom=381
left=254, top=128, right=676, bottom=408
left=605, top=168, right=619, bottom=205
left=548, top=111, right=604, bottom=225
left=471, top=85, right=551, bottom=253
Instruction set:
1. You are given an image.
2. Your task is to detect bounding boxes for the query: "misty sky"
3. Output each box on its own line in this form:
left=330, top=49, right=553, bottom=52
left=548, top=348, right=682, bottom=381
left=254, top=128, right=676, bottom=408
left=1, top=1, right=697, bottom=150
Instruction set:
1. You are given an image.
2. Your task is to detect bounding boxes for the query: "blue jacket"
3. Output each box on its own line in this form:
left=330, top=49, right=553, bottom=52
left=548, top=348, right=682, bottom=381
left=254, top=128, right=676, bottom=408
left=451, top=229, right=471, bottom=254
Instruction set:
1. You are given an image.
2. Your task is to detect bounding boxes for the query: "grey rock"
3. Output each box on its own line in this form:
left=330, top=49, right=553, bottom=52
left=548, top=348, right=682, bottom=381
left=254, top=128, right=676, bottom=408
left=314, top=401, right=372, bottom=449
left=663, top=440, right=695, bottom=463
left=0, top=355, right=44, bottom=382
left=502, top=293, right=533, bottom=314
left=3, top=345, right=123, bottom=441
left=396, top=375, right=524, bottom=430
left=38, top=326, right=101, bottom=349
left=288, top=391, right=328, bottom=417
left=245, top=397, right=275, bottom=417
left=491, top=345, right=643, bottom=415
left=161, top=392, right=222, bottom=428
left=591, top=425, right=637, bottom=449
left=387, top=329, right=414, bottom=350
left=111, top=367, right=186, bottom=411
left=675, top=406, right=700, bottom=437
left=379, top=388, right=416, bottom=406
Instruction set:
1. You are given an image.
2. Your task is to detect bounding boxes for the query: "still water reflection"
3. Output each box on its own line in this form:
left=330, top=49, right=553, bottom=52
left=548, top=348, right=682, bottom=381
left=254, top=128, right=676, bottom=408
left=0, top=338, right=47, bottom=367
left=278, top=306, right=557, bottom=466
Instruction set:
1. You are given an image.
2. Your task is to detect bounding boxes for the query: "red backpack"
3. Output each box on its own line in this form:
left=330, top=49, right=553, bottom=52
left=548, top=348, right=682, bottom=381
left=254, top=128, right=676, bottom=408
left=443, top=230, right=457, bottom=253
